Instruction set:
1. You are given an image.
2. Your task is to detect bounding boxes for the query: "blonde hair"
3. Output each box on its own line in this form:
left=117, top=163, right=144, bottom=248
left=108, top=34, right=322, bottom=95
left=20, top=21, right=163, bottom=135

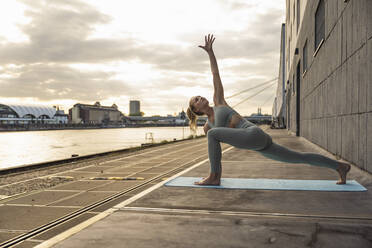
left=186, top=106, right=203, bottom=135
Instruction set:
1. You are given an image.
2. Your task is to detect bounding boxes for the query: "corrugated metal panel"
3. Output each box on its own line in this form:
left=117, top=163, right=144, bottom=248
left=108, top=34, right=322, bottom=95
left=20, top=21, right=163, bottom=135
left=5, top=104, right=56, bottom=118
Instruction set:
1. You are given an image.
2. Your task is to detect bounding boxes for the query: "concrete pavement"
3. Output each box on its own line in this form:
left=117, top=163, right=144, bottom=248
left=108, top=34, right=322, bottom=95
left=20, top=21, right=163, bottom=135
left=0, top=137, right=224, bottom=248
left=36, top=128, right=372, bottom=248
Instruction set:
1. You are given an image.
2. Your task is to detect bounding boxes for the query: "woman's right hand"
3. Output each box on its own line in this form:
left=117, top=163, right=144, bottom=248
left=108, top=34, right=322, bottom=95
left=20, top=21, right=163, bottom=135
left=198, top=34, right=215, bottom=53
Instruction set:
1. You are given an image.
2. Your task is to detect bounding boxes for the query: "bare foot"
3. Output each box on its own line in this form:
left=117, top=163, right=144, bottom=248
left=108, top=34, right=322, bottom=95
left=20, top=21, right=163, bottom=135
left=194, top=173, right=221, bottom=186
left=336, top=162, right=351, bottom=184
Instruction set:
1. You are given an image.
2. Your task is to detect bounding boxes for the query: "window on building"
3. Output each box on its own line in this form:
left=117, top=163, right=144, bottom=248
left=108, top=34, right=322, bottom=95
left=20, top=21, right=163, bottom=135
left=314, top=0, right=325, bottom=52
left=296, top=0, right=300, bottom=33
left=303, top=40, right=308, bottom=73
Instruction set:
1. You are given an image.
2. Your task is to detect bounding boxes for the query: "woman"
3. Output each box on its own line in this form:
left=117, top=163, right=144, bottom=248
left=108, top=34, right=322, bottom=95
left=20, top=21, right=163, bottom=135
left=187, top=34, right=351, bottom=186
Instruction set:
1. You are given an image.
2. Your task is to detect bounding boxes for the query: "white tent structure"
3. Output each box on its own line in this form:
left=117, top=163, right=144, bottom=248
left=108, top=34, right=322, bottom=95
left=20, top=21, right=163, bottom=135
left=5, top=104, right=56, bottom=118
left=0, top=103, right=60, bottom=124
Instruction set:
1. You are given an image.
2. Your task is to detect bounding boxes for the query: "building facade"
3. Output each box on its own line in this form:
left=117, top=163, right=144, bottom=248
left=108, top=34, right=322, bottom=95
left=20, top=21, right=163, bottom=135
left=129, top=100, right=141, bottom=116
left=0, top=104, right=63, bottom=124
left=284, top=0, right=372, bottom=172
left=69, top=102, right=122, bottom=124
left=54, top=109, right=69, bottom=124
left=272, top=23, right=287, bottom=129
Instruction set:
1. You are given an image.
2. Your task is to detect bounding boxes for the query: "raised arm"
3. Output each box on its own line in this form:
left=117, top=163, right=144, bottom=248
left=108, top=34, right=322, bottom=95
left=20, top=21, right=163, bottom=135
left=199, top=34, right=227, bottom=106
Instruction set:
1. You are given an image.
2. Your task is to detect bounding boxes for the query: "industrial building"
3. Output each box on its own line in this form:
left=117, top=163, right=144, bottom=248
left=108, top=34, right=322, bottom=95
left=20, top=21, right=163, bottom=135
left=0, top=103, right=68, bottom=124
left=69, top=102, right=122, bottom=125
left=275, top=0, right=372, bottom=173
left=272, top=24, right=287, bottom=129
left=129, top=100, right=141, bottom=116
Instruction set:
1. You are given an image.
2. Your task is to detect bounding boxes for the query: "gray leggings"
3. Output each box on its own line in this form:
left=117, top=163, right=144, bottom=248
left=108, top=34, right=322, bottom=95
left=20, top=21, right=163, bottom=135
left=207, top=126, right=340, bottom=173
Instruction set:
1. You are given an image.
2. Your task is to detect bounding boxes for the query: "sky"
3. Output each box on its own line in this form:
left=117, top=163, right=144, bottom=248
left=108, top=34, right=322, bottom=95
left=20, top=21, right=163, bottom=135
left=0, top=0, right=285, bottom=116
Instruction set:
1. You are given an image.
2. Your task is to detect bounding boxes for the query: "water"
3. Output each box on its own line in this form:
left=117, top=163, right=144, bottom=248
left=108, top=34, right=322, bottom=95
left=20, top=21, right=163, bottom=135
left=0, top=127, right=204, bottom=170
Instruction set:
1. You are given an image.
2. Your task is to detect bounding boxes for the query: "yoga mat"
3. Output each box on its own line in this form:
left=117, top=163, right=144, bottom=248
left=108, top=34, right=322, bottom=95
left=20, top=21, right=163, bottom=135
left=165, top=177, right=367, bottom=192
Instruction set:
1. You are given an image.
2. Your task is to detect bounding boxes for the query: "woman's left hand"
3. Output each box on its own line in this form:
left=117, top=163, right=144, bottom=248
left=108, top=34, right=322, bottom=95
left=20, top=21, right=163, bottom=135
left=198, top=34, right=215, bottom=53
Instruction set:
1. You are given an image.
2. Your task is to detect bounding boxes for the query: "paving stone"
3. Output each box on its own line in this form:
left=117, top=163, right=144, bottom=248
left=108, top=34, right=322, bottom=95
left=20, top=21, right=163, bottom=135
left=33, top=213, right=96, bottom=241
left=131, top=185, right=372, bottom=218
left=98, top=161, right=134, bottom=167
left=128, top=162, right=156, bottom=168
left=143, top=158, right=173, bottom=163
left=0, top=205, right=74, bottom=230
left=52, top=211, right=372, bottom=248
left=103, top=167, right=144, bottom=174
left=141, top=167, right=174, bottom=174
left=50, top=192, right=114, bottom=207
left=4, top=191, right=79, bottom=206
left=0, top=232, right=23, bottom=244
left=122, top=183, right=158, bottom=197
left=56, top=171, right=100, bottom=180
left=88, top=195, right=134, bottom=213
left=13, top=240, right=42, bottom=248
left=129, top=173, right=159, bottom=180
left=98, top=173, right=145, bottom=178
left=88, top=181, right=143, bottom=192
left=75, top=166, right=115, bottom=173
left=50, top=180, right=111, bottom=191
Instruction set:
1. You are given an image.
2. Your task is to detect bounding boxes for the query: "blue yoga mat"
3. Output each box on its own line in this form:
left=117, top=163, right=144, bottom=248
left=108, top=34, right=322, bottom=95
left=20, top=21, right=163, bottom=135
left=165, top=177, right=367, bottom=192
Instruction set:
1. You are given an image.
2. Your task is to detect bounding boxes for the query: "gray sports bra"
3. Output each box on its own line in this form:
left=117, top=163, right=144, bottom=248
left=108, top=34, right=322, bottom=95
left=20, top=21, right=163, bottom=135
left=207, top=105, right=254, bottom=129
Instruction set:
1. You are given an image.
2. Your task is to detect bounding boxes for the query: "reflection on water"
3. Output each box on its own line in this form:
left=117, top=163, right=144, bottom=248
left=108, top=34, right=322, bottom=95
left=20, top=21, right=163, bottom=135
left=0, top=127, right=203, bottom=169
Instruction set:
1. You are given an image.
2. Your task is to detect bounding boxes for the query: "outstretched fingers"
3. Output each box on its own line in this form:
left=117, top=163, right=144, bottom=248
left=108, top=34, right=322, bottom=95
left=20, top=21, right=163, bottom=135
left=207, top=34, right=213, bottom=43
left=199, top=34, right=216, bottom=51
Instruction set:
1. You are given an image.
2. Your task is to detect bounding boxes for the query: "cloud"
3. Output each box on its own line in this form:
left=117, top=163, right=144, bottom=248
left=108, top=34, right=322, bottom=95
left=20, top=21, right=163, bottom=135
left=0, top=0, right=284, bottom=115
left=0, top=0, right=283, bottom=68
left=0, top=63, right=133, bottom=101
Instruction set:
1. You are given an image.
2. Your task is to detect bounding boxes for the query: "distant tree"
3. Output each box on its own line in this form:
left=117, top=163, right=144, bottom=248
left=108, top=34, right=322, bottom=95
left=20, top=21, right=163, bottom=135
left=129, top=112, right=145, bottom=117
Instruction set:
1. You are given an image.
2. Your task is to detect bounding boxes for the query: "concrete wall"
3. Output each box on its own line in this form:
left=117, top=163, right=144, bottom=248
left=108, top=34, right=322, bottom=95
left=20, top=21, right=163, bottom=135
left=285, top=0, right=372, bottom=173
left=71, top=106, right=82, bottom=124
left=89, top=110, right=104, bottom=123
left=71, top=106, right=121, bottom=124
left=87, top=110, right=121, bottom=124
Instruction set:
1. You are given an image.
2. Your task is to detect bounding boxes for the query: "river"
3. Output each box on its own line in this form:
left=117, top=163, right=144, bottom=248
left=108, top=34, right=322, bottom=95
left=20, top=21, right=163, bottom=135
left=0, top=127, right=204, bottom=170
